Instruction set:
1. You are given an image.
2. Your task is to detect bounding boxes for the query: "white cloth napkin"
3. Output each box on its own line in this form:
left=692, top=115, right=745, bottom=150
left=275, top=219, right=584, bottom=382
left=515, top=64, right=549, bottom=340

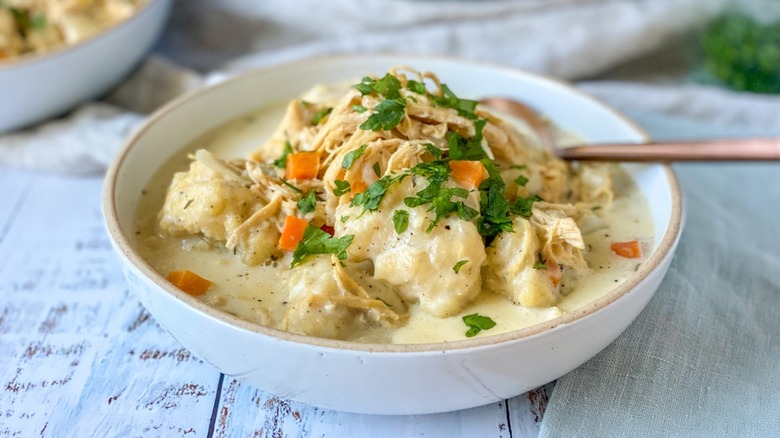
left=0, top=0, right=748, bottom=174
left=539, top=113, right=780, bottom=437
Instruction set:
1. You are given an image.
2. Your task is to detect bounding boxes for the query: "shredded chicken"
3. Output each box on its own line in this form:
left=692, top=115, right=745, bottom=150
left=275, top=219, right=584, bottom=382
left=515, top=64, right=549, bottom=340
left=157, top=67, right=620, bottom=340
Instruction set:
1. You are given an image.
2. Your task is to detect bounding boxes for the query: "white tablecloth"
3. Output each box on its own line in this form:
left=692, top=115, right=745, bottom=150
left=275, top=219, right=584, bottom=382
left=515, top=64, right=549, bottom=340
left=2, top=1, right=779, bottom=435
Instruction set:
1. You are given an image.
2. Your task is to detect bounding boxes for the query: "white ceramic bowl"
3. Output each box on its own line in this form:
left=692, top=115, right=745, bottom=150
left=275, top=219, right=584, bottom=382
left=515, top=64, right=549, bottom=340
left=103, top=55, right=683, bottom=415
left=0, top=0, right=171, bottom=132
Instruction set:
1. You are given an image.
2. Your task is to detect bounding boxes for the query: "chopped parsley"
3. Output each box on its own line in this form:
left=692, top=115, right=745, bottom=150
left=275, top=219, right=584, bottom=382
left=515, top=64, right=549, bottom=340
left=403, top=160, right=476, bottom=232
left=31, top=13, right=45, bottom=29
left=340, top=215, right=350, bottom=223
left=478, top=186, right=512, bottom=237
left=296, top=191, right=317, bottom=214
left=9, top=8, right=31, bottom=32
left=183, top=199, right=193, bottom=210
left=333, top=180, right=351, bottom=196
left=291, top=225, right=354, bottom=268
left=273, top=141, right=293, bottom=168
left=311, top=107, right=333, bottom=125
left=392, top=209, right=409, bottom=234
left=360, top=98, right=406, bottom=131
left=410, top=160, right=450, bottom=182
left=456, top=202, right=479, bottom=221
left=424, top=143, right=444, bottom=160
left=462, top=313, right=496, bottom=337
left=431, top=84, right=479, bottom=120
left=514, top=174, right=529, bottom=187
left=341, top=144, right=367, bottom=170
left=352, top=104, right=367, bottom=113
left=477, top=160, right=513, bottom=238
left=406, top=80, right=427, bottom=94
left=280, top=178, right=303, bottom=194
left=353, top=74, right=403, bottom=99
left=348, top=72, right=550, bottom=244
left=404, top=185, right=473, bottom=233
left=452, top=260, right=469, bottom=273
left=353, top=77, right=376, bottom=95
left=533, top=261, right=547, bottom=270
left=509, top=194, right=542, bottom=218
left=447, top=119, right=488, bottom=160
left=512, top=165, right=529, bottom=186
left=354, top=74, right=407, bottom=132
left=351, top=173, right=407, bottom=212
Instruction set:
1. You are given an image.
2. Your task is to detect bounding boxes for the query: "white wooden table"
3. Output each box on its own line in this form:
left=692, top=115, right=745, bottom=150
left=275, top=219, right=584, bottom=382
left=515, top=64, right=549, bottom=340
left=0, top=166, right=552, bottom=437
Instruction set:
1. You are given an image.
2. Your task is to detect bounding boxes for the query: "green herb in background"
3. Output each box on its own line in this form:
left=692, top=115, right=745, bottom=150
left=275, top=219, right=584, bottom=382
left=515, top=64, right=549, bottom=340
left=703, top=13, right=780, bottom=93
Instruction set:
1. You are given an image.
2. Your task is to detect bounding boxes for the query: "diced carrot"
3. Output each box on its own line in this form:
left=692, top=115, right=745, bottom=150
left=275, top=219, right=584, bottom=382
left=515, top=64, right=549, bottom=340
left=336, top=168, right=347, bottom=180
left=278, top=215, right=308, bottom=251
left=449, top=160, right=488, bottom=189
left=0, top=49, right=7, bottom=60
left=351, top=179, right=368, bottom=194
left=546, top=259, right=563, bottom=287
left=167, top=270, right=212, bottom=296
left=611, top=240, right=642, bottom=258
left=285, top=152, right=321, bottom=181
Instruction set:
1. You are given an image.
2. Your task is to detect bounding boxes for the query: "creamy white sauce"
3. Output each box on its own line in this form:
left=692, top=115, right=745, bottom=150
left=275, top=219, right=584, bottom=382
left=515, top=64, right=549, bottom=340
left=136, top=103, right=654, bottom=344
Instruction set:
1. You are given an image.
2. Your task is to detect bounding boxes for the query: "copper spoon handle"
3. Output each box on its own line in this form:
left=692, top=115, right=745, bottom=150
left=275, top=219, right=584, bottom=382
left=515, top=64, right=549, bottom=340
left=479, top=97, right=780, bottom=162
left=557, top=138, right=780, bottom=162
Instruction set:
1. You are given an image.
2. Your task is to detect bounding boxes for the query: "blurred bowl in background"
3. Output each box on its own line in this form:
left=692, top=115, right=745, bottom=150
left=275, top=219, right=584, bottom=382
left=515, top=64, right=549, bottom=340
left=0, top=0, right=171, bottom=132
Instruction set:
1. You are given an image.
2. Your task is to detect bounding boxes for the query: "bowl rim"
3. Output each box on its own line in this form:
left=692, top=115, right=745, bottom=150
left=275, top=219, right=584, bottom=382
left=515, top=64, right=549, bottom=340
left=103, top=54, right=683, bottom=354
left=0, top=0, right=166, bottom=70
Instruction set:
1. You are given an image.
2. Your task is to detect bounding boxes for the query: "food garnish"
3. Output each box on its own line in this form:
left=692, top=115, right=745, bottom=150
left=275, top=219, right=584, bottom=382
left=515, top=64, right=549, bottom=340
left=291, top=225, right=354, bottom=267
left=274, top=141, right=293, bottom=168
left=341, top=144, right=368, bottom=170
left=463, top=313, right=496, bottom=337
left=151, top=66, right=644, bottom=342
left=297, top=191, right=317, bottom=214
left=452, top=260, right=469, bottom=273
left=611, top=241, right=642, bottom=259
left=392, top=209, right=409, bottom=234
left=167, top=270, right=212, bottom=296
left=279, top=215, right=309, bottom=251
left=285, top=152, right=321, bottom=181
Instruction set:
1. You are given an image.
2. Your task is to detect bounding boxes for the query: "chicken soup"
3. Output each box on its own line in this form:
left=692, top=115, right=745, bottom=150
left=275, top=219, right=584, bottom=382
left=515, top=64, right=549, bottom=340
left=136, top=67, right=653, bottom=344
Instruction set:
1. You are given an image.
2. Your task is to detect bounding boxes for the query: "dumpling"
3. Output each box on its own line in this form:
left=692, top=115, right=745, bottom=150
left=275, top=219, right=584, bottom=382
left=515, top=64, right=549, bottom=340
left=282, top=255, right=402, bottom=340
left=337, top=178, right=486, bottom=317
left=484, top=216, right=559, bottom=307
left=159, top=150, right=262, bottom=241
left=159, top=150, right=280, bottom=265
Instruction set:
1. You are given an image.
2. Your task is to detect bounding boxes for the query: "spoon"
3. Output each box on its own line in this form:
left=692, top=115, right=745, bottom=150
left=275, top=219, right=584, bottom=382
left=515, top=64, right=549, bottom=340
left=479, top=97, right=780, bottom=161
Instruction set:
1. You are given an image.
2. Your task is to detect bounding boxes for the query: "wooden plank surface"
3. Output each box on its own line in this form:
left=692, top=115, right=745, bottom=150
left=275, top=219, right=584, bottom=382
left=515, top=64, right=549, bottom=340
left=0, top=166, right=549, bottom=437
